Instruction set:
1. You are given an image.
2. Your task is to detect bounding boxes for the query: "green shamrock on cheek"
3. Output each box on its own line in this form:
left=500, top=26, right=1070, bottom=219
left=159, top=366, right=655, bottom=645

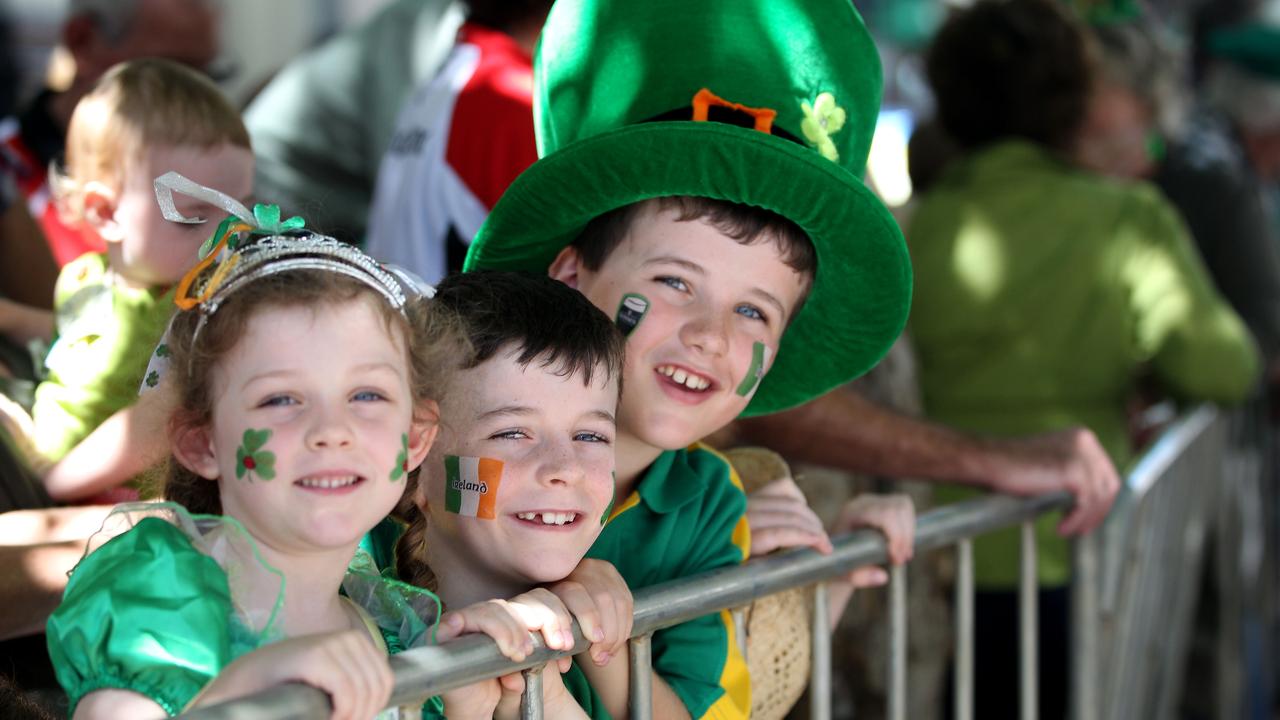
left=390, top=433, right=409, bottom=482
left=235, top=428, right=275, bottom=481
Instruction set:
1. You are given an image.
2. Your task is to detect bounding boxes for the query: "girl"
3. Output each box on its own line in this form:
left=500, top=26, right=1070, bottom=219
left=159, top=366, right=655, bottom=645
left=45, top=190, right=581, bottom=720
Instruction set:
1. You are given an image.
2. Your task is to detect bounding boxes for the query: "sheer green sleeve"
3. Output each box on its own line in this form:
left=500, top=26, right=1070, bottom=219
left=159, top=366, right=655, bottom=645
left=47, top=518, right=234, bottom=716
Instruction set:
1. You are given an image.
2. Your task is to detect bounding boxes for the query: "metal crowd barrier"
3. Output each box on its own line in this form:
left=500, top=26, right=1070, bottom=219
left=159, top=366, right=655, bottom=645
left=179, top=405, right=1232, bottom=720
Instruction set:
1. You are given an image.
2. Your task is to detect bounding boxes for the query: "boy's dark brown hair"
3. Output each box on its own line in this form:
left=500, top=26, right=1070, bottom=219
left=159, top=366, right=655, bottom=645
left=573, top=197, right=817, bottom=300
left=926, top=0, right=1096, bottom=153
left=392, top=270, right=625, bottom=591
left=162, top=268, right=454, bottom=514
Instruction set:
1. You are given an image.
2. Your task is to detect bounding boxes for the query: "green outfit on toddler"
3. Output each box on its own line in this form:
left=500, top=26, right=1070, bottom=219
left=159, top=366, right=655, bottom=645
left=30, top=253, right=173, bottom=465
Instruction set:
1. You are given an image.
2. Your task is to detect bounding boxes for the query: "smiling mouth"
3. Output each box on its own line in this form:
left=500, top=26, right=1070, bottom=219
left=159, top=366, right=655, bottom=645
left=515, top=511, right=580, bottom=526
left=295, top=474, right=364, bottom=490
left=656, top=365, right=714, bottom=392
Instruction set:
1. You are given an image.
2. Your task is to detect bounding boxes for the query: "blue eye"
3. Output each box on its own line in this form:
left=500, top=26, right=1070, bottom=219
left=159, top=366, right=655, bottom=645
left=491, top=429, right=530, bottom=440
left=736, top=304, right=766, bottom=322
left=259, top=395, right=297, bottom=408
left=657, top=276, right=688, bottom=291
left=574, top=431, right=611, bottom=443
left=352, top=390, right=387, bottom=402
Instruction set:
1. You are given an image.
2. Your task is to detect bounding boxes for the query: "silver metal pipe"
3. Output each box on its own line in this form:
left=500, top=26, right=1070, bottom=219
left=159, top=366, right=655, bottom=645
left=889, top=564, right=907, bottom=720
left=810, top=583, right=831, bottom=720
left=1071, top=531, right=1099, bottom=720
left=520, top=667, right=543, bottom=720
left=630, top=634, right=653, bottom=720
left=955, top=539, right=974, bottom=720
left=1020, top=522, right=1038, bottom=720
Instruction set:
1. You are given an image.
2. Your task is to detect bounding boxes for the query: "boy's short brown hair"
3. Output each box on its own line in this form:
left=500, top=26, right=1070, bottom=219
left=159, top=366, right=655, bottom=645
left=54, top=57, right=250, bottom=224
left=572, top=197, right=817, bottom=291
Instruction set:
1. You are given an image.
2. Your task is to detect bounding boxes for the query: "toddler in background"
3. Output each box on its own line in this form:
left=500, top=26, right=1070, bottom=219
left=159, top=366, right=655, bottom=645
left=0, top=58, right=252, bottom=501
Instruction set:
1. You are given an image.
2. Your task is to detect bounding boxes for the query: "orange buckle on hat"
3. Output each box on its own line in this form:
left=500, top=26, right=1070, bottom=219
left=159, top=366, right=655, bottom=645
left=692, top=88, right=777, bottom=134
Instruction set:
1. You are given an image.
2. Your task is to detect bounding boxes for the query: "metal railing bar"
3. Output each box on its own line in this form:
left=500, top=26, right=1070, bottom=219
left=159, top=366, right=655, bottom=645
left=1020, top=522, right=1039, bottom=720
left=629, top=634, right=653, bottom=720
left=955, top=539, right=974, bottom=720
left=520, top=667, right=543, bottom=720
left=810, top=583, right=831, bottom=720
left=889, top=564, right=907, bottom=720
left=178, top=491, right=1078, bottom=719
left=1126, top=404, right=1216, bottom=498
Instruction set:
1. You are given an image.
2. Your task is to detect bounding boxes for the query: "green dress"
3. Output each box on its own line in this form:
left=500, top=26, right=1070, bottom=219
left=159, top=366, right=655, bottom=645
left=47, top=502, right=443, bottom=717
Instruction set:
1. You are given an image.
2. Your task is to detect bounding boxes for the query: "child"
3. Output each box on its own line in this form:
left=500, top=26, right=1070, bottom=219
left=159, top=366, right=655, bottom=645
left=461, top=0, right=916, bottom=716
left=386, top=270, right=630, bottom=718
left=1, top=58, right=254, bottom=491
left=44, top=207, right=590, bottom=718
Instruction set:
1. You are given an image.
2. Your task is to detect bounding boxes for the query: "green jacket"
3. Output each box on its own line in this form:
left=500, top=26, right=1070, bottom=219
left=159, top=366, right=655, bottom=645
left=908, top=140, right=1259, bottom=587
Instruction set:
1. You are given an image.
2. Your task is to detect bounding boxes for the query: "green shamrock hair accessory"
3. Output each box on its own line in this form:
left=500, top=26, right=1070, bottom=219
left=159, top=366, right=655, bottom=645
left=235, top=428, right=276, bottom=482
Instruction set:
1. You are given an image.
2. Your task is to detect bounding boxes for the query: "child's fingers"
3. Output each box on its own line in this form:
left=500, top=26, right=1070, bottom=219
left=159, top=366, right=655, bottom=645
left=558, top=656, right=573, bottom=673
left=549, top=579, right=605, bottom=652
left=845, top=566, right=890, bottom=588
left=750, top=525, right=834, bottom=556
left=434, top=611, right=468, bottom=643
left=444, top=603, right=534, bottom=661
left=749, top=503, right=830, bottom=537
left=510, top=589, right=576, bottom=652
left=750, top=476, right=808, bottom=501
left=329, top=631, right=391, bottom=720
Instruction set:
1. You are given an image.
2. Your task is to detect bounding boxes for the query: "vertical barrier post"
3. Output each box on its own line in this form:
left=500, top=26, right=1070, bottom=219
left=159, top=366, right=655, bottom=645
left=889, top=564, right=908, bottom=720
left=955, top=539, right=975, bottom=720
left=731, top=607, right=748, bottom=664
left=630, top=634, right=653, bottom=720
left=811, top=583, right=832, bottom=720
left=1020, top=522, right=1039, bottom=720
left=1071, top=531, right=1099, bottom=720
left=520, top=666, right=543, bottom=720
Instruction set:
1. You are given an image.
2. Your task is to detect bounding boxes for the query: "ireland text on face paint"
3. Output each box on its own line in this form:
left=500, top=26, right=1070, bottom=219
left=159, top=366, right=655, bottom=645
left=445, top=455, right=503, bottom=519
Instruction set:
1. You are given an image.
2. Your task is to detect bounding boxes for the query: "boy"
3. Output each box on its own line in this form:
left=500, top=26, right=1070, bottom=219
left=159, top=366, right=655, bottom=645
left=463, top=0, right=913, bottom=716
left=0, top=58, right=253, bottom=488
left=392, top=270, right=631, bottom=718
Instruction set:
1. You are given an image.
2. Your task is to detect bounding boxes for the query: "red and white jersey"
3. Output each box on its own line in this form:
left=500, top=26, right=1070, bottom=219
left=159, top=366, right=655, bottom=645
left=365, top=24, right=537, bottom=282
left=0, top=115, right=101, bottom=266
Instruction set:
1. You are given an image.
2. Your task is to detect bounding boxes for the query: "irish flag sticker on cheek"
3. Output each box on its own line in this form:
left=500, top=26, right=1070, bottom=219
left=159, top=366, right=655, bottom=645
left=445, top=455, right=504, bottom=519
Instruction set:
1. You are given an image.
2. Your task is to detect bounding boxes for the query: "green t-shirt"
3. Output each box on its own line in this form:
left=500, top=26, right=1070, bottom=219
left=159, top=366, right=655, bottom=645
left=585, top=444, right=752, bottom=720
left=908, top=140, right=1260, bottom=588
left=30, top=253, right=173, bottom=463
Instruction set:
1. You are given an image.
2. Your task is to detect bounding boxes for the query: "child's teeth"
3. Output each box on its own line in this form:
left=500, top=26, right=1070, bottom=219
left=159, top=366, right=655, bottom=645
left=672, top=369, right=688, bottom=384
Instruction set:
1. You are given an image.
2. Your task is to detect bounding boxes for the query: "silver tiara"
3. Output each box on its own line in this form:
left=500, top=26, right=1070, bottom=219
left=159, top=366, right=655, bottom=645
left=154, top=172, right=434, bottom=344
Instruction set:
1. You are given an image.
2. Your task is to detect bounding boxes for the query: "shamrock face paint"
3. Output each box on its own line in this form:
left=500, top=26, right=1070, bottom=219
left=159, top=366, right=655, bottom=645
left=602, top=470, right=617, bottom=525
left=735, top=341, right=773, bottom=397
left=614, top=293, right=649, bottom=336
left=390, top=433, right=410, bottom=482
left=445, top=455, right=503, bottom=519
left=235, top=428, right=276, bottom=481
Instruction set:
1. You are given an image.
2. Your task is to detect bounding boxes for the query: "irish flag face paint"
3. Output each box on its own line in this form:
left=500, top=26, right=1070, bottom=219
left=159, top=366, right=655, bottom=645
left=445, top=455, right=503, bottom=519
left=735, top=341, right=773, bottom=397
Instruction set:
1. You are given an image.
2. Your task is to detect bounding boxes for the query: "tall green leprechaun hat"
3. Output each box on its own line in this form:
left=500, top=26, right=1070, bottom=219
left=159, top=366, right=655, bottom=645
left=464, top=0, right=913, bottom=417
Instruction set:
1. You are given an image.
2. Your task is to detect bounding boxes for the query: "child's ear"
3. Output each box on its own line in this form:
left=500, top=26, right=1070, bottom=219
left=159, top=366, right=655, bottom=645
left=548, top=246, right=585, bottom=289
left=407, top=400, right=441, bottom=470
left=82, top=181, right=123, bottom=242
left=171, top=420, right=220, bottom=480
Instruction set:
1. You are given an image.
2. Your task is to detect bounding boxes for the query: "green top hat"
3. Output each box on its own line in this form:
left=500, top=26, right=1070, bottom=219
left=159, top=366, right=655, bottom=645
left=464, top=0, right=912, bottom=417
left=1208, top=22, right=1280, bottom=81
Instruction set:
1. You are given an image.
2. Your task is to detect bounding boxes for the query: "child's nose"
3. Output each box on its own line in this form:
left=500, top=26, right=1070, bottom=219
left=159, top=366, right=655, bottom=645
left=305, top=405, right=354, bottom=449
left=536, top=438, right=586, bottom=487
left=679, top=306, right=730, bottom=356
